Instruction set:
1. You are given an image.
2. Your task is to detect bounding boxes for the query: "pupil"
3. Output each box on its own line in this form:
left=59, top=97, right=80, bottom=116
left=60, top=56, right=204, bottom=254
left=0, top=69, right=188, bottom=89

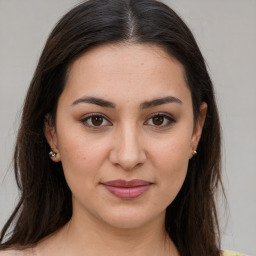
left=153, top=116, right=164, bottom=125
left=92, top=116, right=103, bottom=126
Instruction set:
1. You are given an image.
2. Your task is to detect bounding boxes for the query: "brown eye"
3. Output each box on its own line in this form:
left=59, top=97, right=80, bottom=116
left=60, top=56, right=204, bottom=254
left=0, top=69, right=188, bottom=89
left=145, top=113, right=176, bottom=128
left=91, top=116, right=103, bottom=126
left=152, top=116, right=164, bottom=126
left=81, top=114, right=111, bottom=128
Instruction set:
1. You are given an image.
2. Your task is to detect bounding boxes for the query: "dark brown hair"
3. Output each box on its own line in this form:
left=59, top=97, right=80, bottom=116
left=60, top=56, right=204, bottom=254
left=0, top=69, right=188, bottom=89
left=0, top=0, right=223, bottom=255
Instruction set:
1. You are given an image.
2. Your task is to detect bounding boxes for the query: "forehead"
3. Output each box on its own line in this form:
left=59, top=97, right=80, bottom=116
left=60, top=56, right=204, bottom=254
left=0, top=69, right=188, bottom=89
left=62, top=43, right=191, bottom=106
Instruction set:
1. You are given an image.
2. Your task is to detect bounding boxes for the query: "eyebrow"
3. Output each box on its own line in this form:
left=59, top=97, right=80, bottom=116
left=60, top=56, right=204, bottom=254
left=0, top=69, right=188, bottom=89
left=71, top=96, right=182, bottom=109
left=140, top=96, right=182, bottom=109
left=72, top=96, right=116, bottom=108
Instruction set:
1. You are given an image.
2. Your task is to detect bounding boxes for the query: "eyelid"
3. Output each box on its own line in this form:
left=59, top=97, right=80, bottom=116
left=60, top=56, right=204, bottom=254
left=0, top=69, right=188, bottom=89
left=144, top=112, right=176, bottom=127
left=79, top=112, right=176, bottom=129
left=80, top=113, right=112, bottom=128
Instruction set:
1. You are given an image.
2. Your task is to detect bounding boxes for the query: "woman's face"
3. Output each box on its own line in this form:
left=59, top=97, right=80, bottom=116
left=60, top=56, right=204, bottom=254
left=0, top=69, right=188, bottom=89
left=45, top=43, right=206, bottom=229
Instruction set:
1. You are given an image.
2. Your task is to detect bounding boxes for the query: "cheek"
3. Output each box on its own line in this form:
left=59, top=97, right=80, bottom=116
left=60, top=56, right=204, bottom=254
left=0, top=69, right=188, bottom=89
left=151, top=129, right=191, bottom=169
left=150, top=132, right=191, bottom=201
left=56, top=131, right=109, bottom=190
left=57, top=120, right=109, bottom=165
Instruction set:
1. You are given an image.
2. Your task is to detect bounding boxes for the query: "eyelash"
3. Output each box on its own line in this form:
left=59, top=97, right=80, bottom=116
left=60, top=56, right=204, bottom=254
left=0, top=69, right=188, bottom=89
left=144, top=112, right=176, bottom=128
left=80, top=112, right=176, bottom=129
left=80, top=113, right=111, bottom=129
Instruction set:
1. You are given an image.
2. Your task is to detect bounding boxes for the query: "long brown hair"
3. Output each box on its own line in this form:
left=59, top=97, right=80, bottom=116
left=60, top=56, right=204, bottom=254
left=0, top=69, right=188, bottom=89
left=0, top=0, right=223, bottom=255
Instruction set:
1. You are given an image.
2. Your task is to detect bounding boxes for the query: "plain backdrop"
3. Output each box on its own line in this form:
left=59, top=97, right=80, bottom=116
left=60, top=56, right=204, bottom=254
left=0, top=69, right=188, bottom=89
left=0, top=0, right=255, bottom=255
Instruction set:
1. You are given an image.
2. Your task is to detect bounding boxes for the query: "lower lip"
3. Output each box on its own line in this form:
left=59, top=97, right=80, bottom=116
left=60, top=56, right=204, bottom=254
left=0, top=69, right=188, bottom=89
left=102, top=184, right=151, bottom=199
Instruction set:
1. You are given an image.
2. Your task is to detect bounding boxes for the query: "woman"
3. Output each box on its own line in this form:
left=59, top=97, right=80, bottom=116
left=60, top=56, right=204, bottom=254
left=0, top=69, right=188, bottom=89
left=0, top=0, right=245, bottom=255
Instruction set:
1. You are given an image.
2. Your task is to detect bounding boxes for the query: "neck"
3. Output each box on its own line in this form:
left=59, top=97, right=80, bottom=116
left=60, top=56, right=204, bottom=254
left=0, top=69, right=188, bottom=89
left=37, top=209, right=179, bottom=256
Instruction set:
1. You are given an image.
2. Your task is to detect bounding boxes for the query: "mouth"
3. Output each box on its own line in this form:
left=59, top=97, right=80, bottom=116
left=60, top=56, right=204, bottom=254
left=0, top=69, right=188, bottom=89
left=101, top=179, right=152, bottom=199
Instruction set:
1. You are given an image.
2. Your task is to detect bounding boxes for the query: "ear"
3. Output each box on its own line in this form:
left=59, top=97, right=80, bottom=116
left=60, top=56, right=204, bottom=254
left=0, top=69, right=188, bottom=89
left=189, top=102, right=207, bottom=159
left=44, top=114, right=61, bottom=162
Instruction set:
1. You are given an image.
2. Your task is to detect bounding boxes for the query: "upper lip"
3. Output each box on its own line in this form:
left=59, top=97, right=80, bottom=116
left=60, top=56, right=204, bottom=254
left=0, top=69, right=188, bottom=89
left=102, top=179, right=152, bottom=187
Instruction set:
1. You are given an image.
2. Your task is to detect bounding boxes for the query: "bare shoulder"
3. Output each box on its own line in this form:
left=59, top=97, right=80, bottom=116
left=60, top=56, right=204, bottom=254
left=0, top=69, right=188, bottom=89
left=0, top=248, right=33, bottom=256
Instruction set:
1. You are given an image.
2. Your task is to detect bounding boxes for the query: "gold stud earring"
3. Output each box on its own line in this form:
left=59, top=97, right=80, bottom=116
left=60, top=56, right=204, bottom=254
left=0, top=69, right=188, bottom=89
left=49, top=150, right=57, bottom=158
left=193, top=150, right=197, bottom=156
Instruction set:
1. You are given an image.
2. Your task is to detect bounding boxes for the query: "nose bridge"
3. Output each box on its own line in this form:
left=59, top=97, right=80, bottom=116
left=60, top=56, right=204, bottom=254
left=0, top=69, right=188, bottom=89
left=111, top=121, right=146, bottom=170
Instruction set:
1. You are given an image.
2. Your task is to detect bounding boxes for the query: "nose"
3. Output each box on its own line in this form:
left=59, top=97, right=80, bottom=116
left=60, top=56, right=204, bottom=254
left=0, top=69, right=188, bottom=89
left=109, top=123, right=147, bottom=171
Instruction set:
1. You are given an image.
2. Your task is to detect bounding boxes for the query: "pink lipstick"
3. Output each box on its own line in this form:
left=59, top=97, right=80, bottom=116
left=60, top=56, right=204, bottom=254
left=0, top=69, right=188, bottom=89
left=102, top=179, right=152, bottom=199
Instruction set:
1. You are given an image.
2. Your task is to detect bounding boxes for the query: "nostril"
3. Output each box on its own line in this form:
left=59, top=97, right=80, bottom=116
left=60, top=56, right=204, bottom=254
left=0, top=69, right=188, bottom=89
left=109, top=144, right=147, bottom=170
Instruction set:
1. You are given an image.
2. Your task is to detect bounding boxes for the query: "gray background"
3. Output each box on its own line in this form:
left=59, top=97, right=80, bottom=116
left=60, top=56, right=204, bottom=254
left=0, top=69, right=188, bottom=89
left=0, top=0, right=255, bottom=255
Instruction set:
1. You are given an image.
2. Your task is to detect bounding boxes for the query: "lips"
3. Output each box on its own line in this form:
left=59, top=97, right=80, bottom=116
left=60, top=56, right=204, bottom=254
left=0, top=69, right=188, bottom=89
left=101, top=179, right=152, bottom=199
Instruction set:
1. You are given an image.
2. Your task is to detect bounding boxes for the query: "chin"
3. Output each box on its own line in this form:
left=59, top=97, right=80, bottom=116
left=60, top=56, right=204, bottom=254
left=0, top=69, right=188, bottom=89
left=105, top=217, right=151, bottom=230
left=97, top=207, right=165, bottom=230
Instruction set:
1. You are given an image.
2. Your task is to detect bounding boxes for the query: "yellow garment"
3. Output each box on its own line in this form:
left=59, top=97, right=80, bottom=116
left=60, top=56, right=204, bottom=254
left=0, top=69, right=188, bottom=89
left=223, top=250, right=246, bottom=256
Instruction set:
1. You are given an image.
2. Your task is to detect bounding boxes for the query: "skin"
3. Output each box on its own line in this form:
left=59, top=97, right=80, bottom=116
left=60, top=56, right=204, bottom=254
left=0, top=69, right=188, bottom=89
left=41, top=43, right=207, bottom=256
